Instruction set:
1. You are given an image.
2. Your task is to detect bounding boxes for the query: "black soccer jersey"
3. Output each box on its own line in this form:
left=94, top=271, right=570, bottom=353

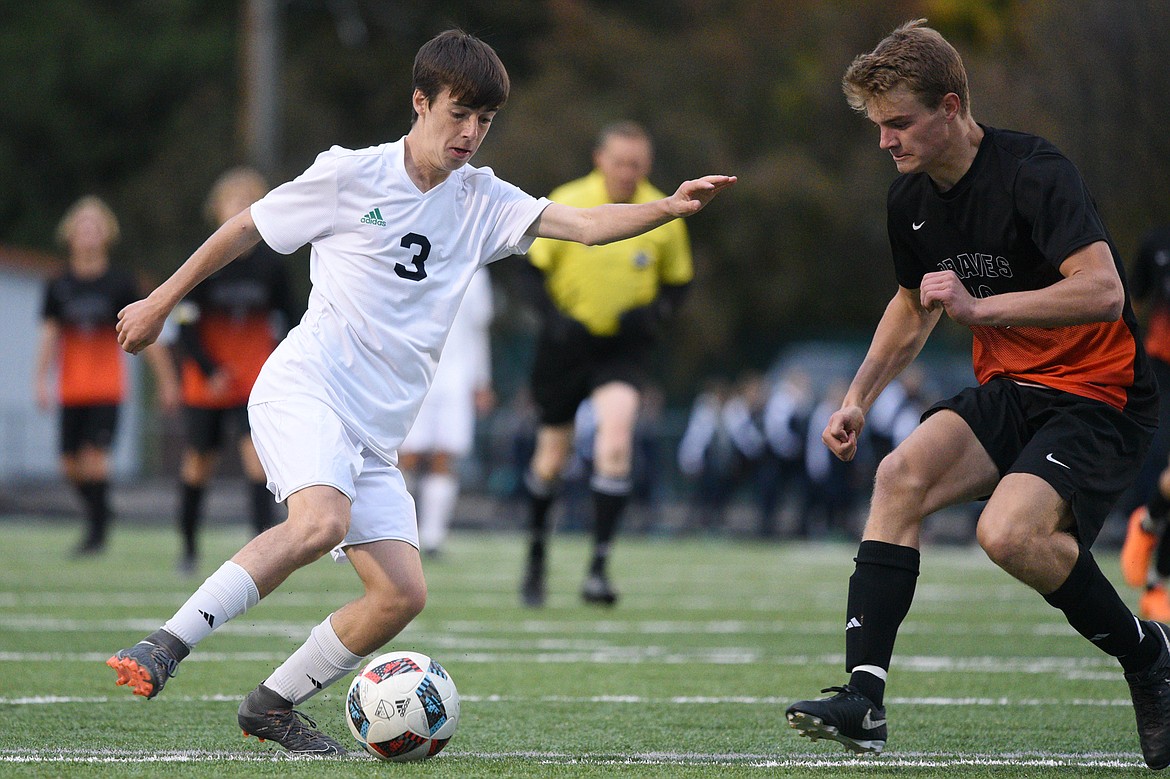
left=41, top=268, right=140, bottom=406
left=886, top=125, right=1156, bottom=422
left=1131, top=225, right=1170, bottom=364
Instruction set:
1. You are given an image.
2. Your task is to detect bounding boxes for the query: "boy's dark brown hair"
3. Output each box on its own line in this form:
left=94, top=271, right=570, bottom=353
left=412, top=29, right=510, bottom=121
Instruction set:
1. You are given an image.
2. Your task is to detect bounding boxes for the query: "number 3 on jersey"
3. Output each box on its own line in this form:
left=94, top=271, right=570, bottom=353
left=395, top=233, right=430, bottom=281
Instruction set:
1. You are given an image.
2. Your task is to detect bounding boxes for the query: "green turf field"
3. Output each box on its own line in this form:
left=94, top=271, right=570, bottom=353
left=0, top=518, right=1155, bottom=777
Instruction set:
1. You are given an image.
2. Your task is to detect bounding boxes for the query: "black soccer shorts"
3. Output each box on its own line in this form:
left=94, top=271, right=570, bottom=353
left=924, top=377, right=1154, bottom=545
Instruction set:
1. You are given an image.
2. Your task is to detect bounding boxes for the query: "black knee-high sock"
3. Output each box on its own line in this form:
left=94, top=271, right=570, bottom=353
left=1044, top=547, right=1160, bottom=673
left=1151, top=490, right=1170, bottom=523
left=249, top=480, right=274, bottom=535
left=589, top=474, right=631, bottom=576
left=179, top=483, right=204, bottom=559
left=78, top=481, right=110, bottom=544
left=1156, top=526, right=1170, bottom=579
left=525, top=470, right=559, bottom=566
left=845, top=540, right=921, bottom=707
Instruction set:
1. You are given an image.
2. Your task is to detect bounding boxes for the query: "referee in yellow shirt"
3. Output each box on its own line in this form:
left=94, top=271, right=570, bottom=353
left=520, top=121, right=693, bottom=607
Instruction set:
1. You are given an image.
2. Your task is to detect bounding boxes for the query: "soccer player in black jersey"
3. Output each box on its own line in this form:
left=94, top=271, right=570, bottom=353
left=785, top=20, right=1170, bottom=770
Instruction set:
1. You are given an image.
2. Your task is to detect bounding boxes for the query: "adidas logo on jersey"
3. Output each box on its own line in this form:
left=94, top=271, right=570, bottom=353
left=360, top=207, right=387, bottom=227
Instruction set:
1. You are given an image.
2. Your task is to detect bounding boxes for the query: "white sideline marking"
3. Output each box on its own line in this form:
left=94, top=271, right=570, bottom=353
left=0, top=612, right=1081, bottom=639
left=0, top=692, right=1134, bottom=707
left=0, top=648, right=1121, bottom=678
left=0, top=747, right=1143, bottom=768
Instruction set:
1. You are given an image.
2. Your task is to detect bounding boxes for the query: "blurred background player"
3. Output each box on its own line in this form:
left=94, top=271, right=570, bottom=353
left=35, top=196, right=179, bottom=556
left=519, top=121, right=693, bottom=607
left=172, top=168, right=297, bottom=574
left=398, top=268, right=495, bottom=557
left=1121, top=224, right=1170, bottom=620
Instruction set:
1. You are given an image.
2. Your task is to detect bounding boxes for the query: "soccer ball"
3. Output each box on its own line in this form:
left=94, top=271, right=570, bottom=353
left=345, top=650, right=460, bottom=761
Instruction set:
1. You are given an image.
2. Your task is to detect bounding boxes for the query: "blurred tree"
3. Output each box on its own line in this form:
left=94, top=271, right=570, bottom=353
left=2, top=0, right=1169, bottom=402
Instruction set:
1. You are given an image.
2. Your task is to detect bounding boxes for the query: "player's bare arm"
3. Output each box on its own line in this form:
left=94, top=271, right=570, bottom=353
left=117, top=210, right=262, bottom=355
left=529, top=175, right=736, bottom=245
left=920, top=240, right=1122, bottom=328
left=824, top=286, right=941, bottom=461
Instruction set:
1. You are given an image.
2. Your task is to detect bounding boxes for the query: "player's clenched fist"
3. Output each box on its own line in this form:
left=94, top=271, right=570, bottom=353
left=822, top=404, right=865, bottom=462
left=116, top=298, right=166, bottom=355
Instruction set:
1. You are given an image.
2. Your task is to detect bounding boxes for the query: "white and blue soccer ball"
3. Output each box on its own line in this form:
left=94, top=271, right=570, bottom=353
left=345, top=650, right=460, bottom=761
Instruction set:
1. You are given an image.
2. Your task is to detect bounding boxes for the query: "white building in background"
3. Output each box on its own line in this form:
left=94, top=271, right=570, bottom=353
left=0, top=246, right=141, bottom=483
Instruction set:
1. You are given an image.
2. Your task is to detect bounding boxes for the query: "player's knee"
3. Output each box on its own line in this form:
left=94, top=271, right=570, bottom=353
left=286, top=511, right=349, bottom=558
left=872, top=449, right=929, bottom=504
left=370, top=577, right=428, bottom=628
left=975, top=516, right=1029, bottom=570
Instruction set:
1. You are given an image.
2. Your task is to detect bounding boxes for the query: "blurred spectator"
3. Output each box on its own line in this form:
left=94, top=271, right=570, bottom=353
left=35, top=195, right=179, bottom=556
left=677, top=373, right=767, bottom=533
left=400, top=269, right=496, bottom=557
left=758, top=367, right=813, bottom=538
left=171, top=168, right=296, bottom=574
left=867, top=363, right=928, bottom=463
left=802, top=380, right=858, bottom=539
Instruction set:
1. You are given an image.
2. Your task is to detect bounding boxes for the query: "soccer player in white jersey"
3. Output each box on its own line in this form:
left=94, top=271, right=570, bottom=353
left=106, top=29, right=735, bottom=755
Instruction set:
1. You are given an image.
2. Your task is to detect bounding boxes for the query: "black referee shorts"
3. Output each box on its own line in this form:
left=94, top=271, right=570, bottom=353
left=529, top=320, right=652, bottom=426
left=924, top=377, right=1154, bottom=546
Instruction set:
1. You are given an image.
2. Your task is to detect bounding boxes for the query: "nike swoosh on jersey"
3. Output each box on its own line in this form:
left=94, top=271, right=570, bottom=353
left=912, top=221, right=925, bottom=230
left=1045, top=452, right=1071, bottom=469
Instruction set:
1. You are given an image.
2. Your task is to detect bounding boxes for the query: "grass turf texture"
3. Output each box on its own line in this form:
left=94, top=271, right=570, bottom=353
left=0, top=518, right=1155, bottom=777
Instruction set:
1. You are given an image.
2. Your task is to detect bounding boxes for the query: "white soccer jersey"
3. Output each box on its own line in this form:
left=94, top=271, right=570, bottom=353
left=249, top=139, right=549, bottom=463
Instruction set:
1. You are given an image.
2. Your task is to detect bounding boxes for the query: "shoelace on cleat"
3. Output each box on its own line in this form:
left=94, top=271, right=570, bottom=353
left=256, top=708, right=338, bottom=749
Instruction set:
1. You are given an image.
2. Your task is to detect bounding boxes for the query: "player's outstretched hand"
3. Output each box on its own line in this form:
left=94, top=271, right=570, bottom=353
left=668, top=175, right=737, bottom=217
left=116, top=297, right=167, bottom=355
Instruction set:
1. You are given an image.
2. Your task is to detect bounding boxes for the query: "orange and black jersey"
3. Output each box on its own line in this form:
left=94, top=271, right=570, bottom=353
left=41, top=268, right=139, bottom=406
left=1130, top=225, right=1170, bottom=365
left=888, top=125, right=1157, bottom=424
left=176, top=242, right=296, bottom=408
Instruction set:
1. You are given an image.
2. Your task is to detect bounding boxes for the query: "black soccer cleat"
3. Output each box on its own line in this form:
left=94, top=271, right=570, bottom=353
left=107, top=629, right=189, bottom=699
left=786, top=684, right=887, bottom=754
left=1126, top=621, right=1170, bottom=770
left=580, top=572, right=619, bottom=607
left=238, top=683, right=347, bottom=756
left=520, top=561, right=546, bottom=608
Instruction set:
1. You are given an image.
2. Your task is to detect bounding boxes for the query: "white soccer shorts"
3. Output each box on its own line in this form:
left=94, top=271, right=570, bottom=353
left=248, top=396, right=419, bottom=557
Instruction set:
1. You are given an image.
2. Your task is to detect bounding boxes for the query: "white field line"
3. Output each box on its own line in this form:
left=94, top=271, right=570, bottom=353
left=0, top=583, right=1043, bottom=613
left=0, top=613, right=1081, bottom=639
left=0, top=747, right=1144, bottom=768
left=0, top=646, right=1123, bottom=680
left=0, top=692, right=1135, bottom=707
left=0, top=647, right=1123, bottom=678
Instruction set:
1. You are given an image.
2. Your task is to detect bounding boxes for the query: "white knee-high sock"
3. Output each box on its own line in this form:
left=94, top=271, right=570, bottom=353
left=164, top=561, right=260, bottom=648
left=263, top=615, right=365, bottom=705
left=419, top=472, right=459, bottom=552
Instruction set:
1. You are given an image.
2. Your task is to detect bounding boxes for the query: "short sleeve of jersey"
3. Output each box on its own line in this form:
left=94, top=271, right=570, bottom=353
left=1013, top=152, right=1107, bottom=269
left=658, top=218, right=694, bottom=285
left=251, top=148, right=341, bottom=255
left=478, top=174, right=551, bottom=265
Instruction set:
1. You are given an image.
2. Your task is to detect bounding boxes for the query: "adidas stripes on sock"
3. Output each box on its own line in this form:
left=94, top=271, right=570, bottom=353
left=263, top=615, right=365, bottom=705
left=845, top=540, right=921, bottom=707
left=163, top=560, right=260, bottom=648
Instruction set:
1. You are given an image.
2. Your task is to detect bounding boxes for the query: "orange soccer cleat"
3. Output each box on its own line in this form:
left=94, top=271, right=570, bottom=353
left=1122, top=507, right=1159, bottom=590
left=1141, top=585, right=1170, bottom=623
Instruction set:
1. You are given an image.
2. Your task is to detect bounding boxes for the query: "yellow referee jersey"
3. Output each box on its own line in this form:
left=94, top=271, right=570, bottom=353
left=529, top=170, right=693, bottom=336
